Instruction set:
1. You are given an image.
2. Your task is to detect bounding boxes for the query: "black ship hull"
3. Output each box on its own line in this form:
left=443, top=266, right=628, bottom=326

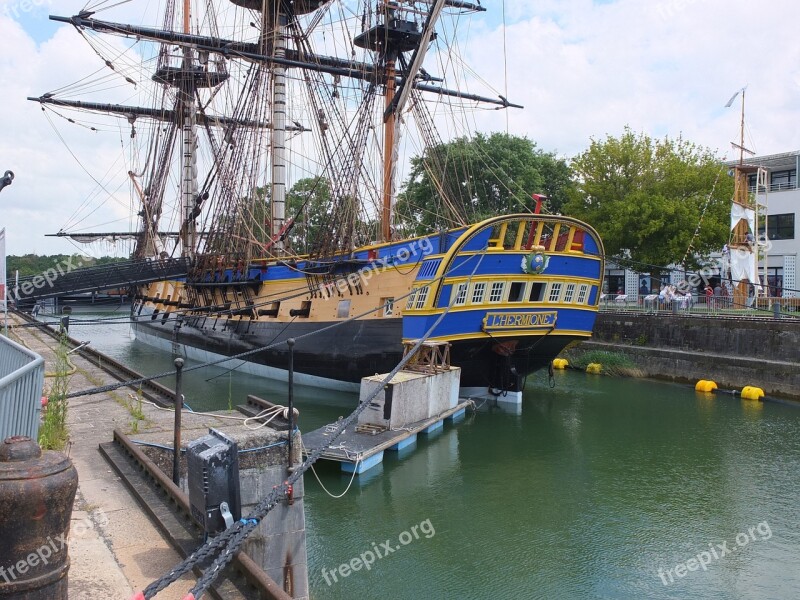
left=132, top=308, right=582, bottom=393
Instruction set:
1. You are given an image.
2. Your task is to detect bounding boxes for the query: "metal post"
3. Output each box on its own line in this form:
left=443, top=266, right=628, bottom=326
left=287, top=338, right=295, bottom=468
left=173, top=357, right=184, bottom=485
left=774, top=301, right=781, bottom=320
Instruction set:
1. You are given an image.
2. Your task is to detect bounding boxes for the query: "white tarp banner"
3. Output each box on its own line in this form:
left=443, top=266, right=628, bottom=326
left=0, top=228, right=6, bottom=308
left=731, top=203, right=755, bottom=232
left=729, top=248, right=757, bottom=285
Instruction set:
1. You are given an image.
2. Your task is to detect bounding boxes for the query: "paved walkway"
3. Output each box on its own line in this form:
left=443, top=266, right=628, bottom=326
left=4, top=313, right=201, bottom=599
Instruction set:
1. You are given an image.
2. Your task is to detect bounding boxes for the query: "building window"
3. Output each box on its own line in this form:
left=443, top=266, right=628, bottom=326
left=747, top=173, right=757, bottom=193
left=471, top=282, right=486, bottom=304
left=563, top=283, right=576, bottom=303
left=548, top=283, right=562, bottom=302
left=508, top=281, right=526, bottom=302
left=383, top=297, right=394, bottom=317
left=770, top=169, right=796, bottom=192
left=576, top=284, right=589, bottom=304
left=767, top=268, right=783, bottom=296
left=453, top=283, right=468, bottom=306
left=415, top=287, right=429, bottom=309
left=488, top=282, right=505, bottom=303
left=605, top=272, right=625, bottom=295
left=761, top=213, right=795, bottom=240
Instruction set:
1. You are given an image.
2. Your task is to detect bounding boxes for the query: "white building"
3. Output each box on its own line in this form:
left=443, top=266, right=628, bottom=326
left=742, top=150, right=799, bottom=297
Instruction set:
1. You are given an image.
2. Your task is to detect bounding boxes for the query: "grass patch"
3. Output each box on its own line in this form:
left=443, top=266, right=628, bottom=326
left=561, top=349, right=643, bottom=378
left=39, top=334, right=71, bottom=450
left=126, top=390, right=147, bottom=434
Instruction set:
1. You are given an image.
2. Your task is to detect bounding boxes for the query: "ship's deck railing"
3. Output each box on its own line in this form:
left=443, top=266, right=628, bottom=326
left=0, top=333, right=45, bottom=441
left=12, top=257, right=191, bottom=303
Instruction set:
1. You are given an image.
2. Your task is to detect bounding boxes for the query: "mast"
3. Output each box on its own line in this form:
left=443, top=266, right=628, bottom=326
left=739, top=87, right=745, bottom=166
left=382, top=59, right=396, bottom=242
left=269, top=8, right=289, bottom=254
left=39, top=1, right=518, bottom=259
left=726, top=86, right=762, bottom=305
left=180, top=0, right=198, bottom=258
left=359, top=0, right=449, bottom=243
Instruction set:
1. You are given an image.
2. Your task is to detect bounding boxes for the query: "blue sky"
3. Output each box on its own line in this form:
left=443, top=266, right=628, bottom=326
left=1, top=0, right=798, bottom=255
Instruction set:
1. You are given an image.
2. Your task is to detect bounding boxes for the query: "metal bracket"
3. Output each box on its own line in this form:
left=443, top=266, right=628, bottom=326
left=220, top=501, right=234, bottom=530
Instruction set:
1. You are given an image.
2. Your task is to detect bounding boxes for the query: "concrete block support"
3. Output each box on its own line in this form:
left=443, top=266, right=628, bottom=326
left=237, top=433, right=308, bottom=600
left=357, top=368, right=460, bottom=429
left=145, top=425, right=308, bottom=599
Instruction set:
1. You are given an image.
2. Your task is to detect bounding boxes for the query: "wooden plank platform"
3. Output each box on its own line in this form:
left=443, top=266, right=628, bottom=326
left=302, top=401, right=470, bottom=473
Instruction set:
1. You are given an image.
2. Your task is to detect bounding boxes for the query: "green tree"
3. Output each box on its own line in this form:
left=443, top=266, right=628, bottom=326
left=563, top=127, right=733, bottom=269
left=6, top=254, right=125, bottom=279
left=285, top=177, right=331, bottom=253
left=396, top=132, right=574, bottom=236
left=243, top=177, right=332, bottom=254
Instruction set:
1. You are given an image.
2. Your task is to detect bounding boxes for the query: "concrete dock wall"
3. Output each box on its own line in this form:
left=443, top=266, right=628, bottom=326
left=578, top=314, right=800, bottom=398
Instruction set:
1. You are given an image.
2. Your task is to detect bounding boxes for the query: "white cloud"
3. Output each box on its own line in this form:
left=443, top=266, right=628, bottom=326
left=0, top=0, right=798, bottom=255
left=468, top=0, right=800, bottom=158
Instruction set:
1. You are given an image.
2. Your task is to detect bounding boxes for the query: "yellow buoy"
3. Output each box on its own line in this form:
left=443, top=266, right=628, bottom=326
left=586, top=363, right=602, bottom=374
left=695, top=380, right=718, bottom=393
left=740, top=386, right=764, bottom=401
left=552, top=358, right=569, bottom=370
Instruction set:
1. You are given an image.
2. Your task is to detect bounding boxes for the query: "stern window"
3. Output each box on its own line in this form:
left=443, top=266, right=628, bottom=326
left=406, top=289, right=417, bottom=310
left=453, top=283, right=468, bottom=306
left=471, top=282, right=486, bottom=304
left=529, top=282, right=546, bottom=302
left=548, top=283, right=562, bottom=303
left=489, top=282, right=505, bottom=303
left=508, top=281, right=526, bottom=302
left=563, top=283, right=576, bottom=303
left=415, top=287, right=429, bottom=309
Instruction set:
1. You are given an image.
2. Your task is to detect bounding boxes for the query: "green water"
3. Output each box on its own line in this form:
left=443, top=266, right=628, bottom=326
left=62, top=310, right=800, bottom=599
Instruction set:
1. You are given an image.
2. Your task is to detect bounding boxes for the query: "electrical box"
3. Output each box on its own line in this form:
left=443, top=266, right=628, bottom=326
left=187, top=428, right=242, bottom=535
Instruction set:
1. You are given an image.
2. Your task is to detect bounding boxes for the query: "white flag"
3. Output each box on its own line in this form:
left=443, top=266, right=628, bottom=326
left=0, top=228, right=6, bottom=307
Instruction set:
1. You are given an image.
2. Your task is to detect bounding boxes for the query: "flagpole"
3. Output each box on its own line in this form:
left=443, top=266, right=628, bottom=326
left=1, top=228, right=7, bottom=337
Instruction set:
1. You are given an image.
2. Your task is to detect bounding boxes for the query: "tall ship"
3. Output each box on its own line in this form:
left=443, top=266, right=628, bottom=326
left=30, top=0, right=605, bottom=399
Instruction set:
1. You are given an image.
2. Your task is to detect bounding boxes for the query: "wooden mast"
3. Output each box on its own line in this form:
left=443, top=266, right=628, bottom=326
left=378, top=0, right=447, bottom=243
left=180, top=0, right=198, bottom=257
left=382, top=59, right=396, bottom=243
left=727, top=88, right=763, bottom=306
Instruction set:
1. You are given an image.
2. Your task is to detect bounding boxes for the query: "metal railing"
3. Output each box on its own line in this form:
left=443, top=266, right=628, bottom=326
left=748, top=182, right=797, bottom=193
left=0, top=334, right=45, bottom=441
left=599, top=294, right=800, bottom=318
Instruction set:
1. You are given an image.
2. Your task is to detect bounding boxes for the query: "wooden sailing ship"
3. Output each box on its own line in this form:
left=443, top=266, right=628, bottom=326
left=31, top=1, right=605, bottom=398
